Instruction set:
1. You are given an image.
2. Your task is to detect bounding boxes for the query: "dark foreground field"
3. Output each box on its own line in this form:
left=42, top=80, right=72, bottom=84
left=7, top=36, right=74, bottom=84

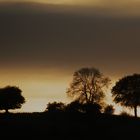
left=0, top=112, right=139, bottom=140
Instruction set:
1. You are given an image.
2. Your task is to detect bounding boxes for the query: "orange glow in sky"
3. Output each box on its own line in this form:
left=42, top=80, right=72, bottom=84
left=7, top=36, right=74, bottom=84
left=0, top=68, right=125, bottom=114
left=0, top=69, right=72, bottom=112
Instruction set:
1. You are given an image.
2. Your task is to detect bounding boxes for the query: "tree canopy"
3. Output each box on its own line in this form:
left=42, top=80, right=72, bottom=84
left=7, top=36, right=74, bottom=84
left=104, top=105, right=115, bottom=115
left=46, top=102, right=66, bottom=113
left=112, top=74, right=140, bottom=117
left=67, top=67, right=110, bottom=105
left=0, top=86, right=25, bottom=113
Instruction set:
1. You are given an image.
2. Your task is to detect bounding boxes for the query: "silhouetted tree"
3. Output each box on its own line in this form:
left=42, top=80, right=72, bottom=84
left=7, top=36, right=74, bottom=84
left=66, top=100, right=83, bottom=113
left=82, top=103, right=101, bottom=114
left=66, top=100, right=101, bottom=114
left=120, top=111, right=131, bottom=117
left=67, top=67, right=110, bottom=105
left=46, top=102, right=66, bottom=113
left=104, top=105, right=115, bottom=115
left=0, top=86, right=25, bottom=113
left=112, top=74, right=140, bottom=117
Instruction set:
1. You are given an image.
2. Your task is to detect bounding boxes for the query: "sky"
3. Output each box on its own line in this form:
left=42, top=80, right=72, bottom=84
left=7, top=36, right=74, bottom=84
left=0, top=0, right=140, bottom=113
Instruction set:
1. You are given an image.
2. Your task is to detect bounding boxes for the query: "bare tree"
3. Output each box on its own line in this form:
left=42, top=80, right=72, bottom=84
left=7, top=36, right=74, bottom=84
left=67, top=67, right=110, bottom=105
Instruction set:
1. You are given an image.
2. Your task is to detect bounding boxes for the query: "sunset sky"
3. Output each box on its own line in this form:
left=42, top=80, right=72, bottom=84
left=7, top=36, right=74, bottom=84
left=0, top=0, right=140, bottom=113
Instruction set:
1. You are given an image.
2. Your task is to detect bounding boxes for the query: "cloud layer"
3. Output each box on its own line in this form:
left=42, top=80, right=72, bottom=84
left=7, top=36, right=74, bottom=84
left=0, top=2, right=140, bottom=78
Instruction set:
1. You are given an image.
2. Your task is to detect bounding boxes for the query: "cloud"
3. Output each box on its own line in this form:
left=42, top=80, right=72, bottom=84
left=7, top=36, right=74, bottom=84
left=0, top=2, right=140, bottom=78
left=45, top=0, right=140, bottom=7
left=0, top=0, right=140, bottom=6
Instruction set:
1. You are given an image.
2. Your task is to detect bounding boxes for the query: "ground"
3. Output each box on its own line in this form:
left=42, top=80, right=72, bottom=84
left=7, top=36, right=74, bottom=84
left=0, top=112, right=139, bottom=140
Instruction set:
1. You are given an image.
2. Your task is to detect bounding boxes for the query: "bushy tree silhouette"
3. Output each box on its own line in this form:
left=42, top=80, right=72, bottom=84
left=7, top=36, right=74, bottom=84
left=112, top=74, right=140, bottom=117
left=0, top=86, right=25, bottom=113
left=120, top=111, right=131, bottom=117
left=67, top=67, right=110, bottom=105
left=104, top=105, right=115, bottom=115
left=46, top=102, right=66, bottom=113
left=66, top=100, right=82, bottom=113
left=82, top=103, right=101, bottom=114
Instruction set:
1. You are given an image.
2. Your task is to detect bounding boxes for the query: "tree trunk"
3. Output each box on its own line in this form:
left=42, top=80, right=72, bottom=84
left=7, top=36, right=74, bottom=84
left=5, top=109, right=9, bottom=114
left=134, top=106, right=137, bottom=118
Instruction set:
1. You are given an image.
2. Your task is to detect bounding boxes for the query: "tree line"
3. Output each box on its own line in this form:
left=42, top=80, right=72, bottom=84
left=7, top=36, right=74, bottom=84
left=0, top=67, right=140, bottom=118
